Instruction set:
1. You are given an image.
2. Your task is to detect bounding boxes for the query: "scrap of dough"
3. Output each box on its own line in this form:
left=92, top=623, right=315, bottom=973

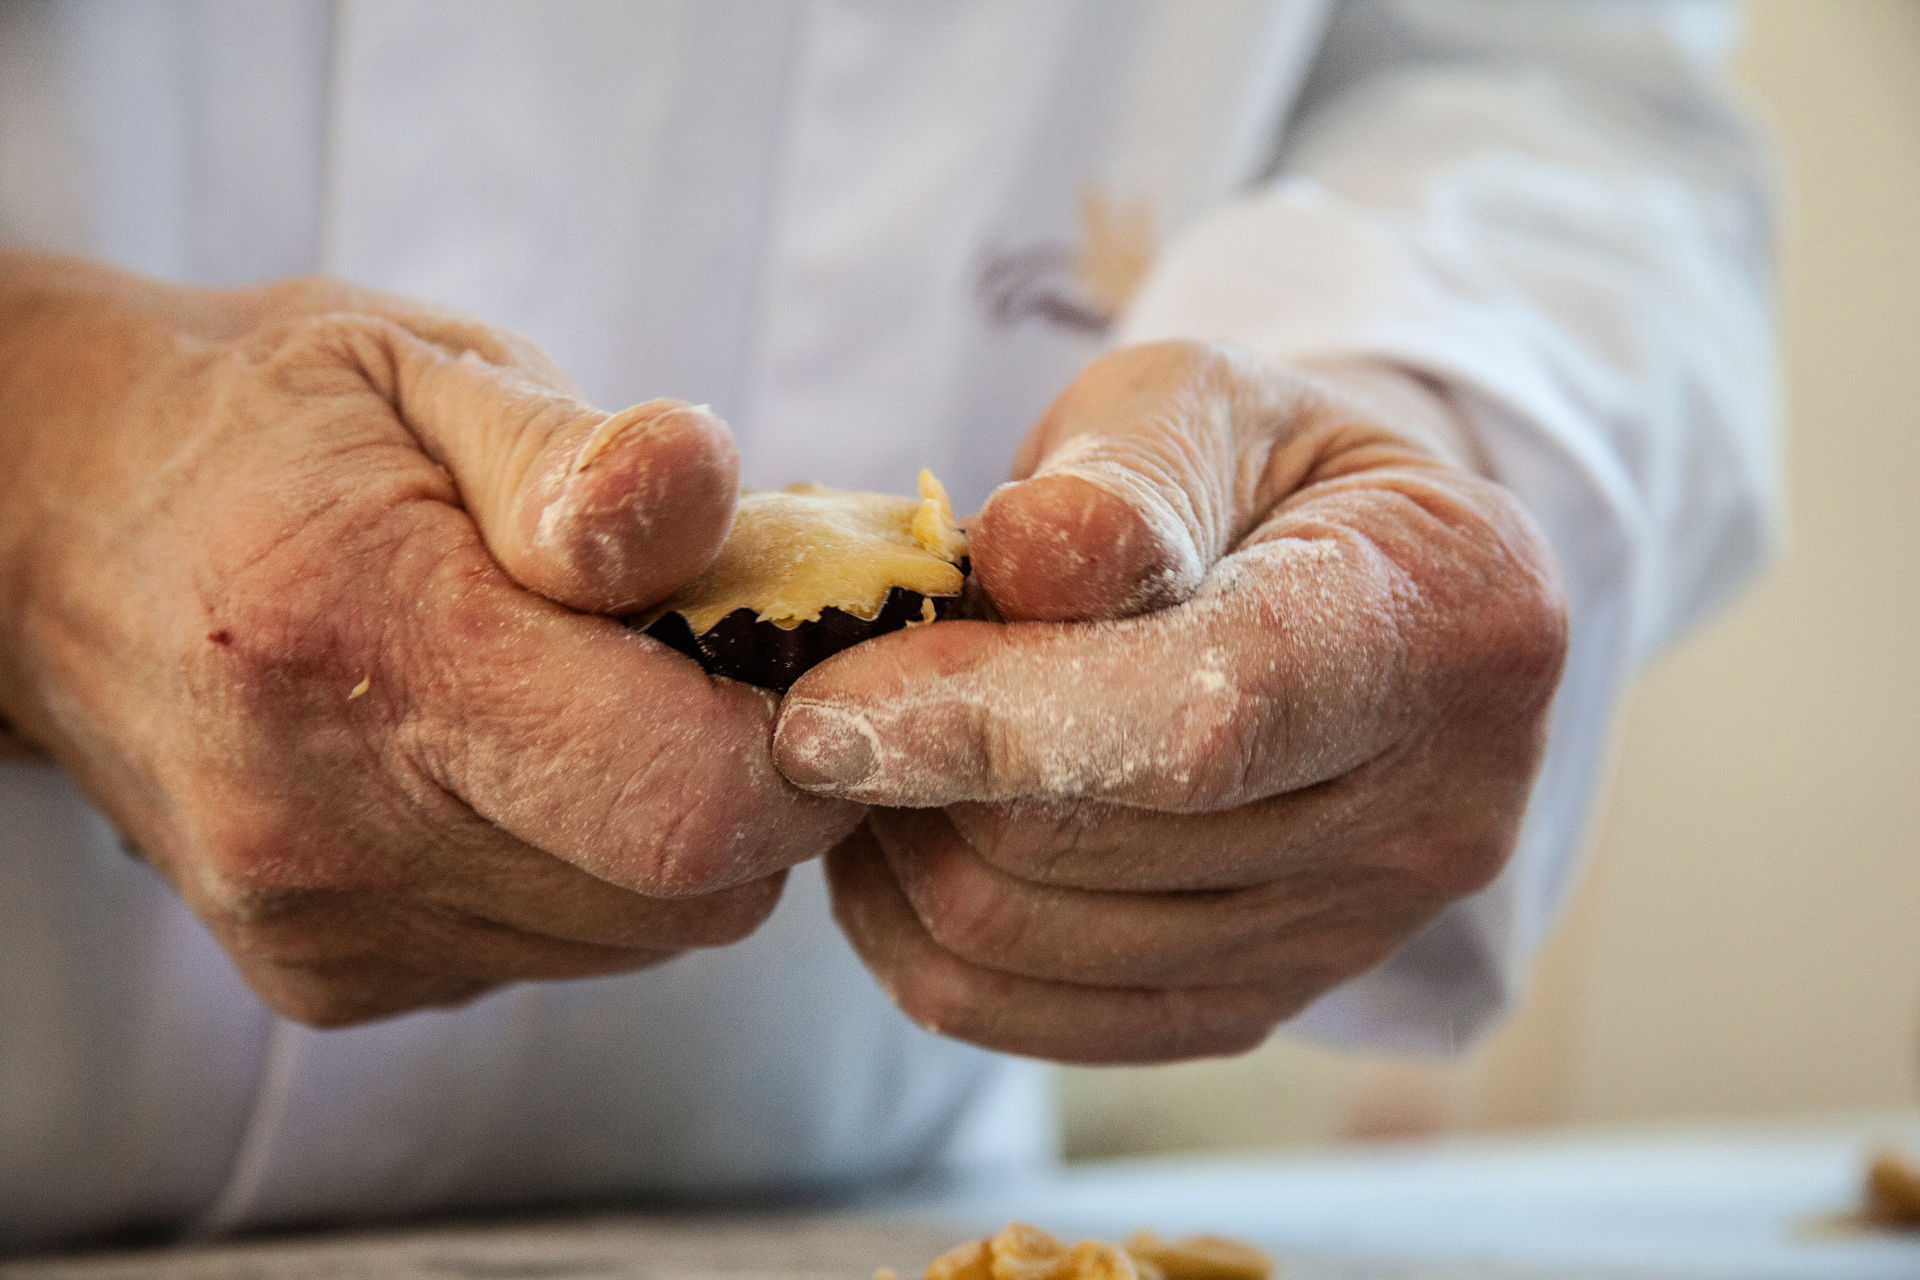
left=645, top=470, right=968, bottom=634
left=898, top=1224, right=1275, bottom=1280
left=1122, top=1233, right=1273, bottom=1280
left=1866, top=1150, right=1920, bottom=1228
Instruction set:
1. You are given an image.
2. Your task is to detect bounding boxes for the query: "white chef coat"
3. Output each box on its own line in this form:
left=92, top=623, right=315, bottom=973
left=0, top=0, right=1778, bottom=1252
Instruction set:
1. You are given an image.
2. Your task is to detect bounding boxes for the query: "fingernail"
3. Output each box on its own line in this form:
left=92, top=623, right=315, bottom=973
left=572, top=398, right=707, bottom=475
left=777, top=704, right=878, bottom=791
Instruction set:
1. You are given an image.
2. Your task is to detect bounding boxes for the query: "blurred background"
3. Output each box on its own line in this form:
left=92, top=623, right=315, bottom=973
left=1059, top=0, right=1920, bottom=1161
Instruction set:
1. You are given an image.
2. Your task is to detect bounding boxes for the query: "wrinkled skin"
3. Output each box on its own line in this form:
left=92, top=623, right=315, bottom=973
left=0, top=252, right=860, bottom=1026
left=0, top=249, right=1565, bottom=1060
left=775, top=341, right=1568, bottom=1065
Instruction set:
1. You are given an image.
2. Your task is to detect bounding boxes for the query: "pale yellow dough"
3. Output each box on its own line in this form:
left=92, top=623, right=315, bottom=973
left=895, top=1223, right=1276, bottom=1280
left=642, top=470, right=968, bottom=634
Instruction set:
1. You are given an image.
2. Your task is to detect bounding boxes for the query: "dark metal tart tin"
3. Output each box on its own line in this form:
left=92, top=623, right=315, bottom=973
left=638, top=572, right=968, bottom=693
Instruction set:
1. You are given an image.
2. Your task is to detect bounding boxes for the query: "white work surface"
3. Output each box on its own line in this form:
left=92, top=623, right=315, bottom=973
left=9, top=1117, right=1919, bottom=1280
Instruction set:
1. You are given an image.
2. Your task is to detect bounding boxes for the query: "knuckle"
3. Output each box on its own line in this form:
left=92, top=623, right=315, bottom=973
left=206, top=876, right=364, bottom=975
left=1454, top=506, right=1570, bottom=709
left=184, top=788, right=404, bottom=906
left=916, top=870, right=1035, bottom=969
left=243, top=275, right=537, bottom=379
left=572, top=697, right=832, bottom=899
left=1144, top=992, right=1279, bottom=1063
left=1168, top=696, right=1262, bottom=812
left=190, top=807, right=310, bottom=908
left=279, top=309, right=386, bottom=359
left=1491, top=572, right=1571, bottom=702
left=957, top=804, right=1077, bottom=878
left=891, top=961, right=991, bottom=1045
left=233, top=309, right=410, bottom=406
left=628, top=786, right=759, bottom=897
left=247, top=311, right=373, bottom=376
left=978, top=711, right=1034, bottom=800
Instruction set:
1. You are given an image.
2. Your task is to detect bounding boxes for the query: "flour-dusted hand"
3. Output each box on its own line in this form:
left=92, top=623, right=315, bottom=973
left=774, top=341, right=1566, bottom=1063
left=0, top=252, right=860, bottom=1026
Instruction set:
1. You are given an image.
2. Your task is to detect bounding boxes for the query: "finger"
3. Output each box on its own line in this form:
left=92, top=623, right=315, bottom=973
left=942, top=738, right=1526, bottom=895
left=231, top=952, right=496, bottom=1028
left=379, top=323, right=740, bottom=613
left=385, top=514, right=863, bottom=896
left=869, top=809, right=1427, bottom=989
left=779, top=445, right=1568, bottom=813
left=416, top=812, right=792, bottom=952
left=777, top=519, right=1419, bottom=810
left=971, top=341, right=1290, bottom=622
left=942, top=786, right=1371, bottom=893
left=825, top=824, right=1296, bottom=1064
left=221, top=889, right=680, bottom=985
left=383, top=912, right=677, bottom=981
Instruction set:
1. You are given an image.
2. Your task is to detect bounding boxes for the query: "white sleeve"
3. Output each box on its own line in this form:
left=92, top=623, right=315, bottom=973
left=1115, top=0, right=1781, bottom=1053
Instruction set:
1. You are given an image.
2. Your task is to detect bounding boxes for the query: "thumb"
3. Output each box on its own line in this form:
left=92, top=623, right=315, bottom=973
left=387, top=329, right=738, bottom=614
left=972, top=340, right=1260, bottom=622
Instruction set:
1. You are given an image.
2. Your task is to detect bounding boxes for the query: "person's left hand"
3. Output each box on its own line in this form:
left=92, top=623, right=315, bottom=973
left=772, top=341, right=1567, bottom=1064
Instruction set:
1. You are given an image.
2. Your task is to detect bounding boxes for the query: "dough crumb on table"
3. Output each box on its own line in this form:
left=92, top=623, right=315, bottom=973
left=882, top=1222, right=1276, bottom=1280
left=1865, top=1149, right=1920, bottom=1229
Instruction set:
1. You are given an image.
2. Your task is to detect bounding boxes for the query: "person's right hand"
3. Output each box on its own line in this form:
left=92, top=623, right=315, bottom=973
left=0, top=252, right=861, bottom=1026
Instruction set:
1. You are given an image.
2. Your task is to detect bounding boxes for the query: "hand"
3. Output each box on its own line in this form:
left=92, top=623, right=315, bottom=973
left=773, top=341, right=1566, bottom=1064
left=0, top=252, right=861, bottom=1026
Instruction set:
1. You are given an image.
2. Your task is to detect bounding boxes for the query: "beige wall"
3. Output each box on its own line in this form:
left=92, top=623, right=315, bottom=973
left=1059, top=0, right=1920, bottom=1159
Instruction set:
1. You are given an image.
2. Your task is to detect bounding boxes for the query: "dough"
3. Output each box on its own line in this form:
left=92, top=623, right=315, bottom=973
left=886, top=1223, right=1275, bottom=1280
left=639, top=470, right=968, bottom=634
left=633, top=470, right=970, bottom=691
